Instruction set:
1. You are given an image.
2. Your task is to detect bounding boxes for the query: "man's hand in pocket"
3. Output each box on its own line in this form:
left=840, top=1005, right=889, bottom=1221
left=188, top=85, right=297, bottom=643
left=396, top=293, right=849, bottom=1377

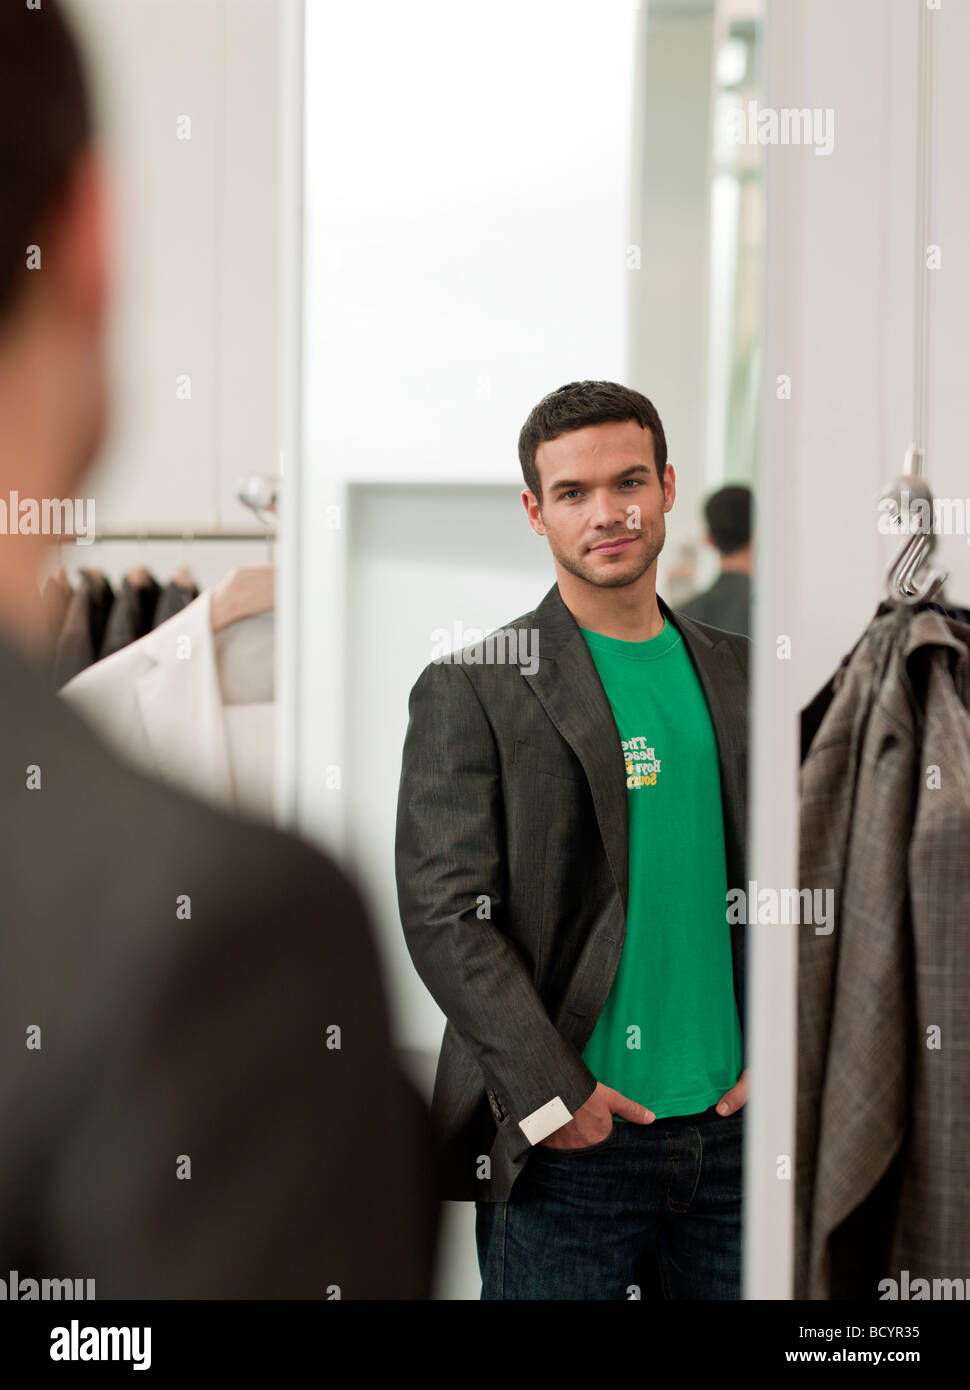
left=715, top=1069, right=748, bottom=1116
left=538, top=1081, right=655, bottom=1150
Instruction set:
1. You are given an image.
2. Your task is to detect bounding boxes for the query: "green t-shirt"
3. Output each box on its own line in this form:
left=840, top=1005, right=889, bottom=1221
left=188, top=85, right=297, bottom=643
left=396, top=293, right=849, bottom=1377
left=579, top=617, right=743, bottom=1117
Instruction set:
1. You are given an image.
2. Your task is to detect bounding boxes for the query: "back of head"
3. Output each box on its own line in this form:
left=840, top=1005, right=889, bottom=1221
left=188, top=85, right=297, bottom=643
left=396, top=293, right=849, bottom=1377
left=704, top=485, right=753, bottom=556
left=0, top=0, right=92, bottom=330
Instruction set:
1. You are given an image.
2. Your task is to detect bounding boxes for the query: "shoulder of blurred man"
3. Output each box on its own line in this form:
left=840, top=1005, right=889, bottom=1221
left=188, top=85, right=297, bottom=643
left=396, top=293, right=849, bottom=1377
left=0, top=626, right=438, bottom=1298
left=672, top=569, right=750, bottom=639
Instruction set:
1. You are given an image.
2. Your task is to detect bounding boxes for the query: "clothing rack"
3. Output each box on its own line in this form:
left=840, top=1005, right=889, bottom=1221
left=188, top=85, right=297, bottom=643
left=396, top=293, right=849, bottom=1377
left=74, top=528, right=272, bottom=542
left=60, top=476, right=281, bottom=546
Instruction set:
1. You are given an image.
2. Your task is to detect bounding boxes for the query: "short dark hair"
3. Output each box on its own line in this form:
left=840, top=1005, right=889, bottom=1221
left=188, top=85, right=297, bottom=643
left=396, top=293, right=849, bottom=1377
left=704, top=485, right=753, bottom=556
left=0, top=1, right=93, bottom=326
left=518, top=381, right=667, bottom=503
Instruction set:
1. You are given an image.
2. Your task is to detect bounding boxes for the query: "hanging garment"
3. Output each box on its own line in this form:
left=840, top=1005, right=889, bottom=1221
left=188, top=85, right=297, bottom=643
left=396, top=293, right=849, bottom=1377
left=59, top=587, right=275, bottom=822
left=800, top=599, right=965, bottom=761
left=796, top=605, right=970, bottom=1299
left=52, top=569, right=114, bottom=689
left=215, top=607, right=274, bottom=816
left=41, top=568, right=72, bottom=648
left=153, top=577, right=198, bottom=627
left=99, top=570, right=160, bottom=658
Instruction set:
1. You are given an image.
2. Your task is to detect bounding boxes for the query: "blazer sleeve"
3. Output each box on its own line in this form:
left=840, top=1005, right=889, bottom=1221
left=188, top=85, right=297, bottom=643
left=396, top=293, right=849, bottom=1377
left=395, top=658, right=597, bottom=1144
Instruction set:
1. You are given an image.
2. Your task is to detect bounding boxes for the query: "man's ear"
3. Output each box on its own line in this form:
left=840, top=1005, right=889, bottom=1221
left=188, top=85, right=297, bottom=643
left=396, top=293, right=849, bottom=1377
left=662, top=461, right=676, bottom=512
left=46, top=145, right=110, bottom=326
left=521, top=488, right=546, bottom=536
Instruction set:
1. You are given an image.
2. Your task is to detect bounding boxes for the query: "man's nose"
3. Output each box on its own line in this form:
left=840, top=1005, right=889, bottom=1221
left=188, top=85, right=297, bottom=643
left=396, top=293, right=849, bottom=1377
left=588, top=493, right=631, bottom=529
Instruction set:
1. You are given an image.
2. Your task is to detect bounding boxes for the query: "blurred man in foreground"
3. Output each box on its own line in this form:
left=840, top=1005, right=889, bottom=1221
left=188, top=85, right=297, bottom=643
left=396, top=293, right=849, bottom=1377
left=0, top=1, right=436, bottom=1298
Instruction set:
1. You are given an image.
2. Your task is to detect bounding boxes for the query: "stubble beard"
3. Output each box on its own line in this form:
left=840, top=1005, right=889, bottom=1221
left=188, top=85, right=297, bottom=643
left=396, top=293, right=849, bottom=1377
left=545, top=517, right=667, bottom=590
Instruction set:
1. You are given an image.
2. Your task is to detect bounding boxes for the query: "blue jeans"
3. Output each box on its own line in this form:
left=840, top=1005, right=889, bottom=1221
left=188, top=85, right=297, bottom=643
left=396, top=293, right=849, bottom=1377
left=476, top=1104, right=743, bottom=1300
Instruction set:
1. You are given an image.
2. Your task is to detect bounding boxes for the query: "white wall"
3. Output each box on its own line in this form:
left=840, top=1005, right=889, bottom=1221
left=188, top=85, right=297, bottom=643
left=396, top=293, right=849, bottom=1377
left=749, top=0, right=970, bottom=1300
left=760, top=0, right=969, bottom=713
left=297, top=0, right=638, bottom=850
left=302, top=0, right=635, bottom=487
left=631, top=2, right=718, bottom=596
left=57, top=0, right=284, bottom=588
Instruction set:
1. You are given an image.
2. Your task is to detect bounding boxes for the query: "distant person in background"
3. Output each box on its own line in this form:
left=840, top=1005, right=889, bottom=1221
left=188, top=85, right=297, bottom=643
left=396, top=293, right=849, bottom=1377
left=679, top=485, right=753, bottom=638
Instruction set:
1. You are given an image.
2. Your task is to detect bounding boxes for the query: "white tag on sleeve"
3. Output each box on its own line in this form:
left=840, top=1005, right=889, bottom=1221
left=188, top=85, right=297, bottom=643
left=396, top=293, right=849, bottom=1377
left=518, top=1096, right=572, bottom=1145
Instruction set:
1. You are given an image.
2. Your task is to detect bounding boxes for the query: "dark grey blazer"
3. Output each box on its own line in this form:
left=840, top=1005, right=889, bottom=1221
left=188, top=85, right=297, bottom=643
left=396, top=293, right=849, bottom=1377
left=395, top=581, right=749, bottom=1203
left=52, top=569, right=114, bottom=690
left=100, top=573, right=160, bottom=658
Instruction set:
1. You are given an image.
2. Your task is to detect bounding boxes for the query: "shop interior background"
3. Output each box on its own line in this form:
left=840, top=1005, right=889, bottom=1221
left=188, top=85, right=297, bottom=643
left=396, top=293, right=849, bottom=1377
left=59, top=0, right=763, bottom=1299
left=57, top=0, right=970, bottom=1300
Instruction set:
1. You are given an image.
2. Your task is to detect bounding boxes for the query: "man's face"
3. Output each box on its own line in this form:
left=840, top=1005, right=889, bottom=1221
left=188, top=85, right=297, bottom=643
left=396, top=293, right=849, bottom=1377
left=523, top=418, right=675, bottom=589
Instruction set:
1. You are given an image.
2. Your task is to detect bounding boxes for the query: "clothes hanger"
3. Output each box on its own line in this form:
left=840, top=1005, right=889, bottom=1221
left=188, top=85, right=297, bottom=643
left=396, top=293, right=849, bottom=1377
left=882, top=15, right=947, bottom=610
left=125, top=531, right=151, bottom=589
left=209, top=563, right=275, bottom=633
left=208, top=475, right=279, bottom=630
left=882, top=452, right=947, bottom=606
left=49, top=558, right=71, bottom=594
left=237, top=474, right=278, bottom=564
left=172, top=527, right=195, bottom=592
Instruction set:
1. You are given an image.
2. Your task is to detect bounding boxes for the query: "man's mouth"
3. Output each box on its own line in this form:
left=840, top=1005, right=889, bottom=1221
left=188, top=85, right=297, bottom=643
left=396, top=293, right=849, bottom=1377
left=590, top=536, right=636, bottom=554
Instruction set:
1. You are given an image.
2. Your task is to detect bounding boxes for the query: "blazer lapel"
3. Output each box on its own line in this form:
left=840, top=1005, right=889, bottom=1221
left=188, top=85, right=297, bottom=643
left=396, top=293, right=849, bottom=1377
left=521, top=583, right=748, bottom=922
left=521, top=584, right=630, bottom=916
left=660, top=596, right=749, bottom=890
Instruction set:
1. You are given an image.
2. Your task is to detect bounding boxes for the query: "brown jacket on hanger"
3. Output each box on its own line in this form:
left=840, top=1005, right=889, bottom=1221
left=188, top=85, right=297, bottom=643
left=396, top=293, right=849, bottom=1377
left=796, top=606, right=970, bottom=1298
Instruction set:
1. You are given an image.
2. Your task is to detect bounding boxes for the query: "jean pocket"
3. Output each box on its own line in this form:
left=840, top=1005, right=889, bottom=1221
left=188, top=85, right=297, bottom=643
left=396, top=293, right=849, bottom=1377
left=535, top=1119, right=618, bottom=1157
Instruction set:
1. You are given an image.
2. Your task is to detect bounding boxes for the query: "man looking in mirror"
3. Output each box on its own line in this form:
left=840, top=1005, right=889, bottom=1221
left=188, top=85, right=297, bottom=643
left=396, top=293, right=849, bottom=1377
left=397, top=380, right=748, bottom=1299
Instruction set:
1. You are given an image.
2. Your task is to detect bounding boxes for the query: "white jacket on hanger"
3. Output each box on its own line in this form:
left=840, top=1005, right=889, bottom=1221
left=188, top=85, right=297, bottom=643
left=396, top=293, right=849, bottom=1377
left=60, top=587, right=275, bottom=822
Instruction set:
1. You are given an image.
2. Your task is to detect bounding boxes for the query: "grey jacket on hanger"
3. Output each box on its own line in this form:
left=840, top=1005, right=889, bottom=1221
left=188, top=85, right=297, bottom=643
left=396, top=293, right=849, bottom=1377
left=100, top=573, right=160, bottom=658
left=395, top=581, right=749, bottom=1204
left=52, top=569, right=114, bottom=689
left=796, top=605, right=970, bottom=1299
left=153, top=578, right=198, bottom=628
